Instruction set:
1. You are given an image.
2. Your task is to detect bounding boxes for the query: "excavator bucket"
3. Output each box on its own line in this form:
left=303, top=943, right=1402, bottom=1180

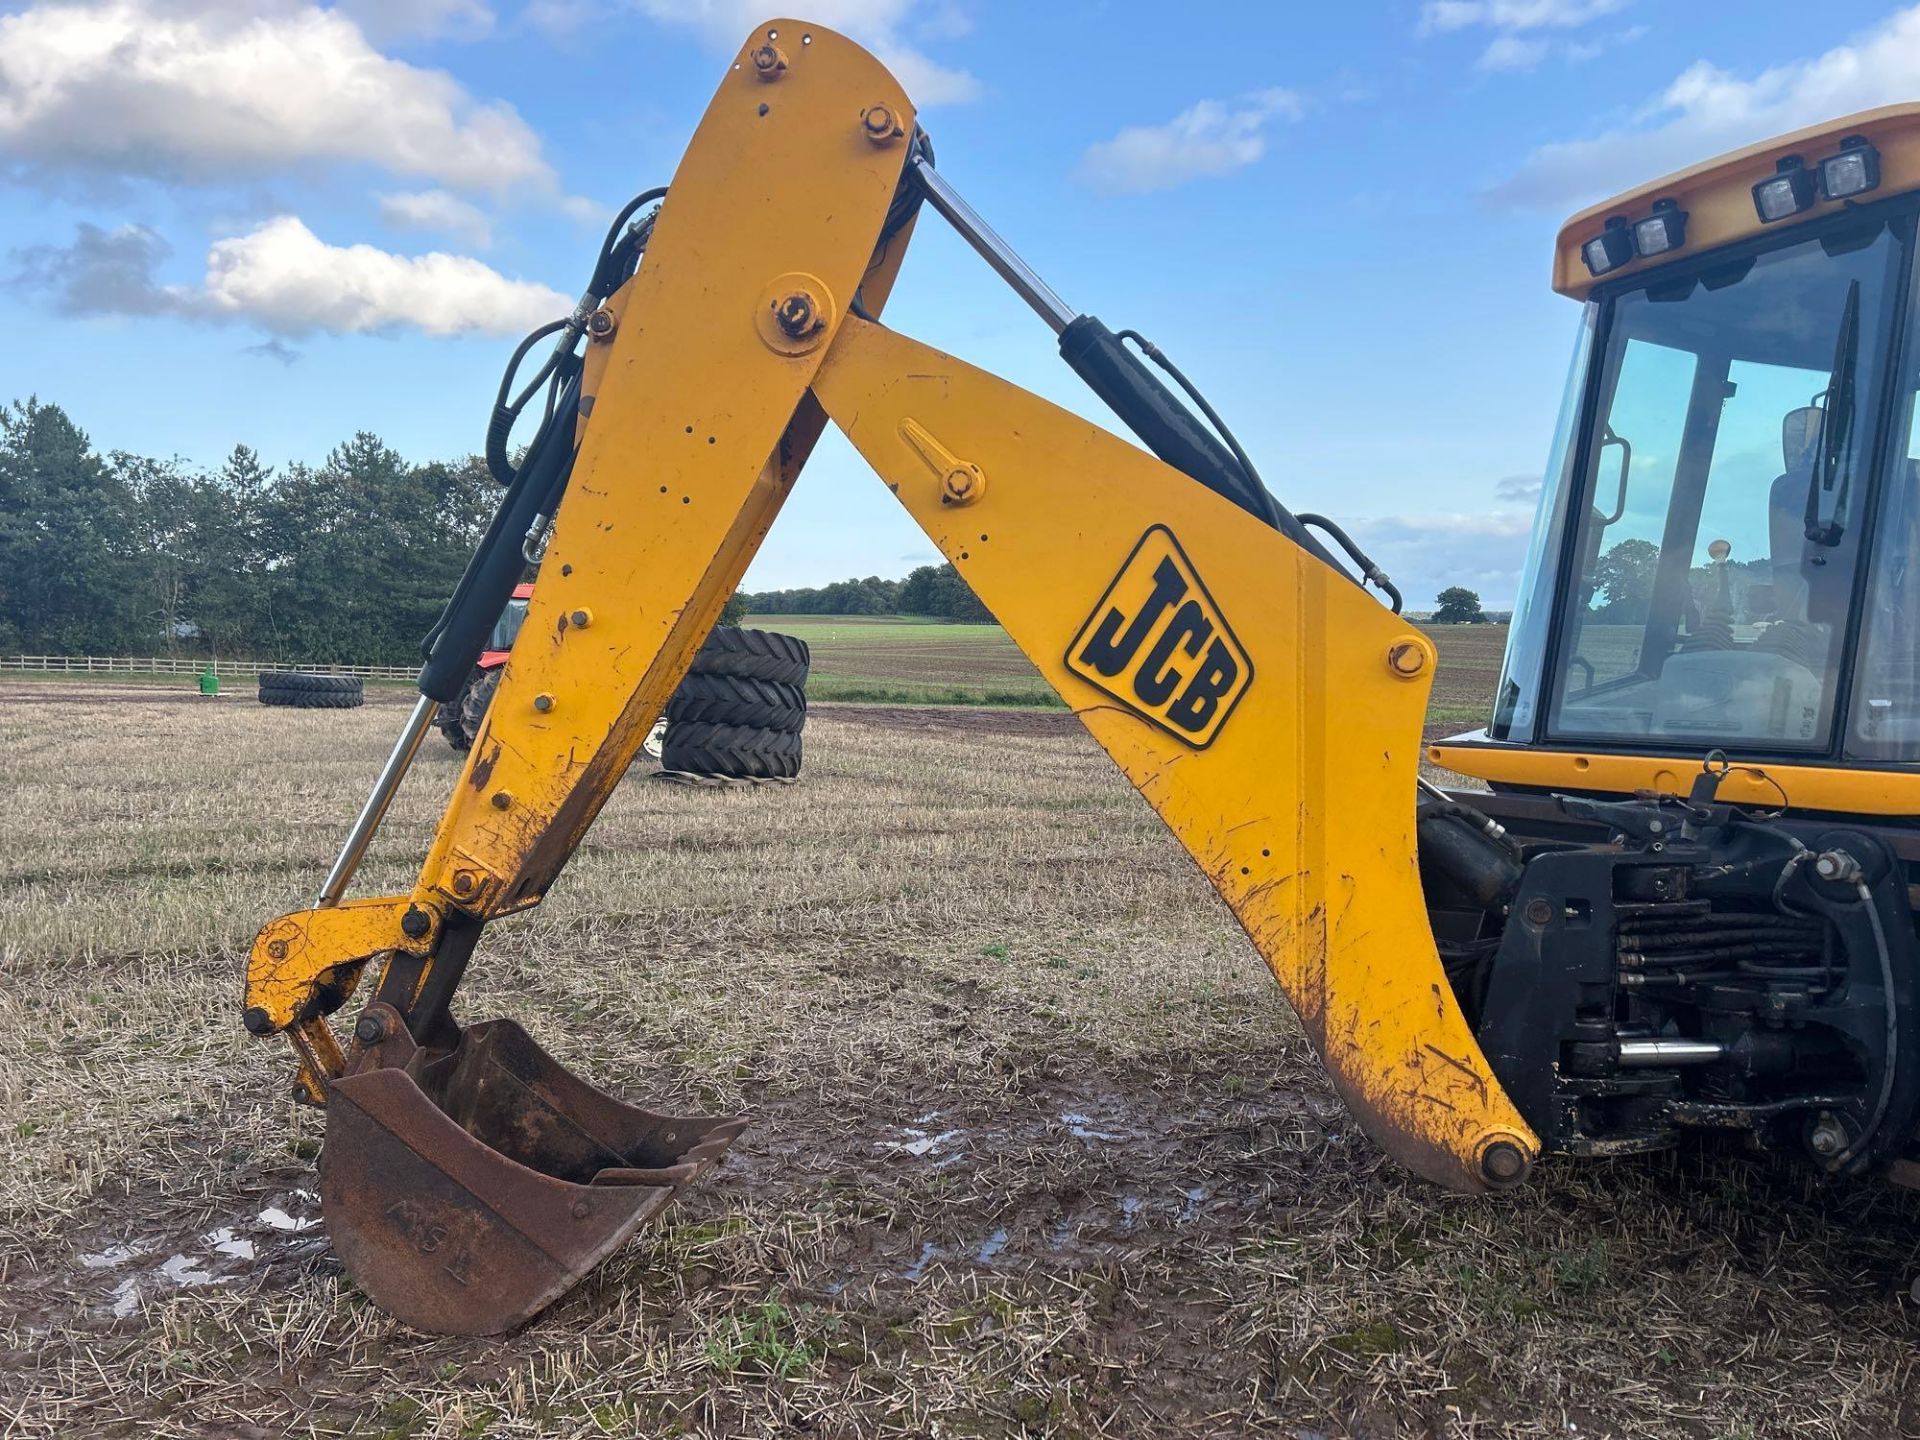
left=318, top=1005, right=744, bottom=1334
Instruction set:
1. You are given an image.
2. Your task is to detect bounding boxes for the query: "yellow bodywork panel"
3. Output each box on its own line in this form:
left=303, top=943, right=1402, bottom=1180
left=812, top=317, right=1538, bottom=1191
left=1431, top=736, right=1920, bottom=818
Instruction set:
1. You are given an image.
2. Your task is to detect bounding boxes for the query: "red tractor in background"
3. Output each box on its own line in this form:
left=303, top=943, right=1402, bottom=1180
left=438, top=583, right=810, bottom=778
left=436, top=581, right=533, bottom=751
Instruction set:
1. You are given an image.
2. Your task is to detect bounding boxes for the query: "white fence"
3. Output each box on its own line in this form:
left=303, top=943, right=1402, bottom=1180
left=0, top=655, right=418, bottom=680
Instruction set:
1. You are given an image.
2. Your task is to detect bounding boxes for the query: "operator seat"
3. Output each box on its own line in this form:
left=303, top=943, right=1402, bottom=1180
left=1767, top=405, right=1823, bottom=623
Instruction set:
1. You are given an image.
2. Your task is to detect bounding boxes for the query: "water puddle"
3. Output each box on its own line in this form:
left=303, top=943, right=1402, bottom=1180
left=257, top=1205, right=319, bottom=1233
left=79, top=1189, right=324, bottom=1319
left=901, top=1241, right=941, bottom=1282
left=204, top=1227, right=257, bottom=1260
left=1060, top=1111, right=1125, bottom=1142
left=78, top=1243, right=136, bottom=1270
left=974, top=1228, right=1009, bottom=1263
left=878, top=1124, right=965, bottom=1159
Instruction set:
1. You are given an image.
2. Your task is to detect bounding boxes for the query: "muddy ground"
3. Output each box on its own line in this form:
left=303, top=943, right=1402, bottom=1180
left=1, top=684, right=1917, bottom=1438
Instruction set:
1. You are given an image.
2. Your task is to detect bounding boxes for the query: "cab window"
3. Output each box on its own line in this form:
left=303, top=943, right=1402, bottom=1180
left=1548, top=215, right=1908, bottom=751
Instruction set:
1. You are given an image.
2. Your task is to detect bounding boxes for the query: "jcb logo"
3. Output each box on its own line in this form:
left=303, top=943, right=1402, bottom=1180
left=1067, top=526, right=1251, bottom=749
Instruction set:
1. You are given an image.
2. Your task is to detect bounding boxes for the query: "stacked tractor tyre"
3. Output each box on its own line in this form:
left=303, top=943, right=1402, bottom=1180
left=440, top=627, right=809, bottom=780
left=662, top=627, right=809, bottom=780
left=258, top=671, right=364, bottom=709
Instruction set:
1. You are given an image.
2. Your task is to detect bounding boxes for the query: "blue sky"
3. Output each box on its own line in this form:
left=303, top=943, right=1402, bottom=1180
left=4, top=0, right=1919, bottom=606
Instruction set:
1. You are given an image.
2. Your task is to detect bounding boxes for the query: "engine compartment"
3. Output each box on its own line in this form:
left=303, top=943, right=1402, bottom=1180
left=1423, top=778, right=1920, bottom=1177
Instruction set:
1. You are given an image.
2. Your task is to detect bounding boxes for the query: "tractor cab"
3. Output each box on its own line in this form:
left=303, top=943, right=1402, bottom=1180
left=484, top=581, right=534, bottom=663
left=1436, top=105, right=1920, bottom=815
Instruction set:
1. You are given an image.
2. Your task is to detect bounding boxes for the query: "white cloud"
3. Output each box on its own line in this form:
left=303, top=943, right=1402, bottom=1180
left=1421, top=0, right=1632, bottom=73
left=622, top=0, right=979, bottom=105
left=1420, top=0, right=1626, bottom=33
left=1345, top=510, right=1536, bottom=609
left=1490, top=5, right=1920, bottom=211
left=203, top=217, right=568, bottom=336
left=379, top=189, right=494, bottom=248
left=1565, top=24, right=1645, bottom=64
left=0, top=0, right=552, bottom=194
left=558, top=194, right=611, bottom=226
left=334, top=0, right=495, bottom=41
left=866, top=39, right=981, bottom=107
left=10, top=215, right=568, bottom=338
left=1077, top=89, right=1304, bottom=196
left=1477, top=35, right=1549, bottom=72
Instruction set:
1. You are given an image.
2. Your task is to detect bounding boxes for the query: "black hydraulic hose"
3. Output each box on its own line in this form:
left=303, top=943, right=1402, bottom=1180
left=1114, top=328, right=1277, bottom=528
left=589, top=187, right=667, bottom=299
left=419, top=373, right=582, bottom=702
left=486, top=318, right=572, bottom=486
left=1056, top=316, right=1341, bottom=575
left=484, top=187, right=668, bottom=488
left=1298, top=512, right=1403, bottom=613
left=1833, top=877, right=1897, bottom=1171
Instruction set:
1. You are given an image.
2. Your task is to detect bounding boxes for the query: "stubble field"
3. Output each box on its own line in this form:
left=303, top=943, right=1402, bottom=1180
left=2, top=649, right=1918, bottom=1438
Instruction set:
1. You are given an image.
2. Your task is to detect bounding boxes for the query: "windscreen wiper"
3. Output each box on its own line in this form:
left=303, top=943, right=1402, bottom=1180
left=1807, top=279, right=1861, bottom=547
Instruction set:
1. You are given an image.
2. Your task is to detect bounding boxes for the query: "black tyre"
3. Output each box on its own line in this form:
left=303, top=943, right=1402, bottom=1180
left=438, top=667, right=489, bottom=750
left=687, top=627, right=809, bottom=686
left=260, top=684, right=364, bottom=710
left=665, top=672, right=805, bottom=732
left=661, top=721, right=801, bottom=778
left=258, top=670, right=363, bottom=695
left=458, top=666, right=503, bottom=743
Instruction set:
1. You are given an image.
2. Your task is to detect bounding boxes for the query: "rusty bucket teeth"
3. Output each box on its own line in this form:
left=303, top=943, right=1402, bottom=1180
left=318, top=1005, right=743, bottom=1335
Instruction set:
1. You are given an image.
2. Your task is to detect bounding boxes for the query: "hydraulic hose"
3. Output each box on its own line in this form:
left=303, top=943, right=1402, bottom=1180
left=1833, top=876, right=1897, bottom=1171
left=419, top=373, right=582, bottom=703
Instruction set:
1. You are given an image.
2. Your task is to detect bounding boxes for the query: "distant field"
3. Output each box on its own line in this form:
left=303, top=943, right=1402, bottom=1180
left=764, top=614, right=1507, bottom=731
left=757, top=615, right=1056, bottom=706
left=1421, top=622, right=1507, bottom=734
left=0, top=620, right=1511, bottom=729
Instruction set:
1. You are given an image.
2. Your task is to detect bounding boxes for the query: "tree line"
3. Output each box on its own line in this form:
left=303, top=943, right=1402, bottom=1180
left=0, top=399, right=495, bottom=665
left=739, top=564, right=991, bottom=621
left=0, top=398, right=994, bottom=665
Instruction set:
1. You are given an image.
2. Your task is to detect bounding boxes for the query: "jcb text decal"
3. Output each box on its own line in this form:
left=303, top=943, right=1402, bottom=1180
left=1067, top=526, right=1251, bottom=749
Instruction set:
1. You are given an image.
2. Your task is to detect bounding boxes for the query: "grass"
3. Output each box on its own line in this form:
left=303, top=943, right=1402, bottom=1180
left=4, top=671, right=1918, bottom=1437
left=755, top=615, right=1061, bottom=707
left=760, top=614, right=1511, bottom=722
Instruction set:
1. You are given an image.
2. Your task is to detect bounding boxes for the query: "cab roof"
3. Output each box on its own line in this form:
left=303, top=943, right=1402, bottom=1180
left=1553, top=103, right=1920, bottom=298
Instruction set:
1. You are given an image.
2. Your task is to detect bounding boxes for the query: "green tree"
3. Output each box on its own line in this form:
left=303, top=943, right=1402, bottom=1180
left=192, top=446, right=277, bottom=657
left=261, top=434, right=488, bottom=665
left=1432, top=586, right=1486, bottom=624
left=0, top=399, right=146, bottom=652
left=1591, top=537, right=1661, bottom=622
